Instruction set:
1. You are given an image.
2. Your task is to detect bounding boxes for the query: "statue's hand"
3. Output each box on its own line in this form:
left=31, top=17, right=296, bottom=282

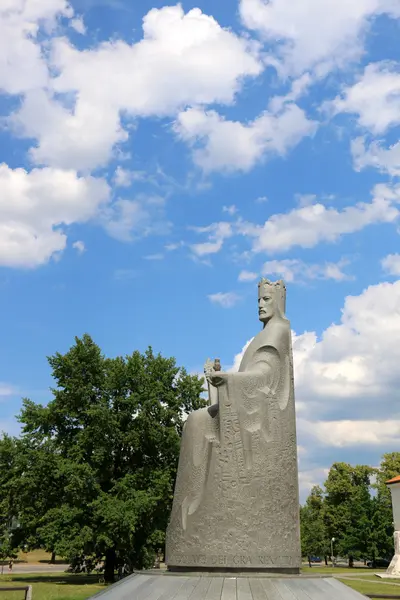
left=209, top=371, right=227, bottom=388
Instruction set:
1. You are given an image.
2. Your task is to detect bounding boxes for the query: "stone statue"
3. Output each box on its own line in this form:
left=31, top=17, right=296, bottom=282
left=166, top=279, right=301, bottom=573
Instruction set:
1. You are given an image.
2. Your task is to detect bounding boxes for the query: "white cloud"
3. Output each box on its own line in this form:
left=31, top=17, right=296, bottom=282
left=0, top=163, right=109, bottom=268
left=239, top=0, right=400, bottom=77
left=102, top=194, right=169, bottom=243
left=223, top=205, right=238, bottom=216
left=256, top=196, right=268, bottom=203
left=238, top=270, right=258, bottom=282
left=262, top=258, right=351, bottom=282
left=0, top=383, right=16, bottom=397
left=293, top=279, right=400, bottom=420
left=165, top=241, right=184, bottom=251
left=190, top=222, right=233, bottom=257
left=0, top=0, right=72, bottom=96
left=70, top=16, right=86, bottom=34
left=113, top=166, right=142, bottom=188
left=229, top=339, right=253, bottom=372
left=174, top=102, right=316, bottom=173
left=299, top=419, right=400, bottom=448
left=298, top=467, right=330, bottom=498
left=72, top=240, right=85, bottom=254
left=7, top=5, right=262, bottom=172
left=352, top=137, right=400, bottom=177
left=241, top=183, right=400, bottom=254
left=208, top=292, right=241, bottom=309
left=382, top=254, right=400, bottom=276
left=332, top=62, right=400, bottom=135
left=9, top=89, right=128, bottom=172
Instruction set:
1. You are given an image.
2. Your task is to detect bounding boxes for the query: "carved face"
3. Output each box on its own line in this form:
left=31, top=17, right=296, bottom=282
left=258, top=285, right=275, bottom=322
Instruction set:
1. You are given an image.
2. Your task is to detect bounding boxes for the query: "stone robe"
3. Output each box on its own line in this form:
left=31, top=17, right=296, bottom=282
left=166, top=315, right=301, bottom=572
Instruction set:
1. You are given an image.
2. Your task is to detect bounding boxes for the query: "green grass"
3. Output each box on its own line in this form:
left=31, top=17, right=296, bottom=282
left=340, top=577, right=400, bottom=597
left=302, top=566, right=384, bottom=574
left=15, top=550, right=65, bottom=564
left=0, top=573, right=104, bottom=600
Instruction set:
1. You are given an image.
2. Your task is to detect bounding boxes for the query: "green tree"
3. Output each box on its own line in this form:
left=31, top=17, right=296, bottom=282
left=0, top=435, right=19, bottom=573
left=9, top=334, right=205, bottom=582
left=300, top=486, right=329, bottom=566
left=323, top=463, right=375, bottom=565
left=372, top=452, right=400, bottom=561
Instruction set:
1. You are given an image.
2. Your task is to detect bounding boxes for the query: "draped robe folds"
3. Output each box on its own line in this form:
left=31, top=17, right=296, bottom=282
left=166, top=315, right=301, bottom=572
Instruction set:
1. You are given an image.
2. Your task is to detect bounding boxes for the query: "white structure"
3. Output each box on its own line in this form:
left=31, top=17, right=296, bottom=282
left=386, top=475, right=400, bottom=577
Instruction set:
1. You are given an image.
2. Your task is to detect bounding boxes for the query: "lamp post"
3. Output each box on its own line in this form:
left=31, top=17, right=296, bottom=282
left=331, top=538, right=335, bottom=567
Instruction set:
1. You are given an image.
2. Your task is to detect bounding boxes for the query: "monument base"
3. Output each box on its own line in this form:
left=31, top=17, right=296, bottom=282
left=167, top=566, right=300, bottom=575
left=381, top=531, right=400, bottom=577
left=88, top=572, right=368, bottom=599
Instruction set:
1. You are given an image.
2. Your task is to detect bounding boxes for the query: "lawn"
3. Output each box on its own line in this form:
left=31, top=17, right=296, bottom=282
left=15, top=550, right=65, bottom=564
left=340, top=577, right=400, bottom=597
left=302, top=566, right=385, bottom=574
left=0, top=574, right=104, bottom=600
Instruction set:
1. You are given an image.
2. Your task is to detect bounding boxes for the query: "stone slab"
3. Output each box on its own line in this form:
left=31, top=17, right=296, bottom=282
left=88, top=573, right=368, bottom=599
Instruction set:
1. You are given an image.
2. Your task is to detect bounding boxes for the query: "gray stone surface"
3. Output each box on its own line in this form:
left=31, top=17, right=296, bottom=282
left=89, top=574, right=368, bottom=599
left=166, top=280, right=301, bottom=572
left=386, top=531, right=400, bottom=576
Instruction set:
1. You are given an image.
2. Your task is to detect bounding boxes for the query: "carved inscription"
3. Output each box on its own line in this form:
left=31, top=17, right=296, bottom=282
left=169, top=554, right=298, bottom=567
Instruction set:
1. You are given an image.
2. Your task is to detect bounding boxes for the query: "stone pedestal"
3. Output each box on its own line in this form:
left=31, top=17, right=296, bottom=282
left=386, top=531, right=400, bottom=577
left=384, top=476, right=400, bottom=578
left=89, top=572, right=369, bottom=599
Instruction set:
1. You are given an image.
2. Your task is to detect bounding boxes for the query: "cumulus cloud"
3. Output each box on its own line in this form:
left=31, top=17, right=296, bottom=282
left=0, top=163, right=109, bottom=268
left=240, top=183, right=400, bottom=254
left=208, top=292, right=241, bottom=308
left=0, top=383, right=16, bottom=397
left=262, top=258, right=351, bottom=282
left=174, top=103, right=316, bottom=173
left=238, top=270, right=258, bottom=282
left=0, top=0, right=72, bottom=95
left=332, top=62, right=400, bottom=134
left=190, top=222, right=233, bottom=258
left=382, top=254, right=400, bottom=276
left=223, top=205, right=238, bottom=216
left=352, top=137, right=400, bottom=177
left=6, top=5, right=262, bottom=172
left=102, top=194, right=169, bottom=243
left=299, top=418, right=400, bottom=447
left=239, top=0, right=400, bottom=77
left=293, top=279, right=400, bottom=421
left=72, top=240, right=85, bottom=254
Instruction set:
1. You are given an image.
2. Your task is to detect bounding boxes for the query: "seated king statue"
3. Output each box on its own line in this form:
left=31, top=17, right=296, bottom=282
left=166, top=279, right=301, bottom=573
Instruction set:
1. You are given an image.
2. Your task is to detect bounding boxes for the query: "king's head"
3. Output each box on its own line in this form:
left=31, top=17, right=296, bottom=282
left=258, top=278, right=286, bottom=324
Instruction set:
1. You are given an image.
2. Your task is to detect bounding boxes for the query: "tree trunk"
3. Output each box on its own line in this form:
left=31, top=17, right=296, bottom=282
left=349, top=555, right=354, bottom=568
left=308, top=556, right=312, bottom=568
left=104, top=548, right=116, bottom=583
left=50, top=551, right=56, bottom=564
left=325, top=556, right=328, bottom=566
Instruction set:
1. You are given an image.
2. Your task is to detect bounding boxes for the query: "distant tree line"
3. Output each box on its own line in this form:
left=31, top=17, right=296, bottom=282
left=300, top=454, right=400, bottom=567
left=0, top=335, right=205, bottom=582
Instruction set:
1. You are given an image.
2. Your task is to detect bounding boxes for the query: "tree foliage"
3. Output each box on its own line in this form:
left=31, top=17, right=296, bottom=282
left=300, top=455, right=400, bottom=566
left=300, top=486, right=329, bottom=565
left=2, top=335, right=205, bottom=581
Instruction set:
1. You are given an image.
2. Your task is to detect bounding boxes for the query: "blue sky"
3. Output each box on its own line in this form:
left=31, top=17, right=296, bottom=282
left=1, top=0, right=400, bottom=500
